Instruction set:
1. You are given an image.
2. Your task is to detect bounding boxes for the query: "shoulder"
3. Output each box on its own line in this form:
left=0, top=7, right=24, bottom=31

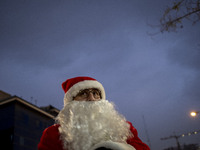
left=44, top=124, right=60, bottom=133
left=127, top=121, right=138, bottom=136
left=38, top=124, right=63, bottom=150
left=42, top=124, right=61, bottom=142
left=126, top=121, right=150, bottom=150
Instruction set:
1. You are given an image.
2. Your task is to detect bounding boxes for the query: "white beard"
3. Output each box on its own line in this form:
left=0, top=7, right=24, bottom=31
left=56, top=100, right=133, bottom=150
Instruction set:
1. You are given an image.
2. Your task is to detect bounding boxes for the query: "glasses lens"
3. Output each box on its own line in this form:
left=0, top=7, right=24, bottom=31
left=77, top=90, right=88, bottom=98
left=92, top=89, right=101, bottom=98
left=77, top=89, right=101, bottom=99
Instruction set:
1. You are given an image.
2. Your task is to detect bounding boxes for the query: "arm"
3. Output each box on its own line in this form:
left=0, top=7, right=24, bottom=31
left=127, top=122, right=150, bottom=150
left=38, top=124, right=64, bottom=150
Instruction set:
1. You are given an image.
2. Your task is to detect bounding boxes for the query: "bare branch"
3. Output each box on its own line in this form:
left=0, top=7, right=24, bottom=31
left=158, top=0, right=200, bottom=33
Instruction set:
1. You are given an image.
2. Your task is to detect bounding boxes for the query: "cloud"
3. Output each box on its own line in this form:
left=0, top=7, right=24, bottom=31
left=0, top=0, right=142, bottom=71
left=1, top=1, right=200, bottom=149
left=168, top=39, right=200, bottom=70
left=167, top=27, right=200, bottom=102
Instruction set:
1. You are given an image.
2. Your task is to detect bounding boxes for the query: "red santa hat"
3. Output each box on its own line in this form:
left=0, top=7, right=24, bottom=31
left=62, top=76, right=106, bottom=105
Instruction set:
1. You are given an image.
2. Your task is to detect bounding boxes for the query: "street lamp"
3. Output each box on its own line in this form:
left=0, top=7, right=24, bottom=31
left=190, top=111, right=199, bottom=117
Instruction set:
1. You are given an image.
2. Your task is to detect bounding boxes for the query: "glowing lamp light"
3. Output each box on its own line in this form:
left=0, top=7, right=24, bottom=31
left=190, top=112, right=197, bottom=117
left=190, top=111, right=199, bottom=117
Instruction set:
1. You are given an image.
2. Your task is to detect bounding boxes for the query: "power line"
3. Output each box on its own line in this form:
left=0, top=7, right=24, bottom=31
left=161, top=129, right=200, bottom=150
left=142, top=115, right=151, bottom=148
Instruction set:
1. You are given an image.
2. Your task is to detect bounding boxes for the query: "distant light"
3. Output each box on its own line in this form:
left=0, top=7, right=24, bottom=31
left=190, top=111, right=197, bottom=117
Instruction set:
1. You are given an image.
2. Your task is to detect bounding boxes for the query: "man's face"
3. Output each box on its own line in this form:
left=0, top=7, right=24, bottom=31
left=73, top=88, right=101, bottom=101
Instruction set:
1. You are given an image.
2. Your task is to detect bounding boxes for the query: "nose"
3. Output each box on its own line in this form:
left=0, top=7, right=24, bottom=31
left=87, top=92, right=96, bottom=101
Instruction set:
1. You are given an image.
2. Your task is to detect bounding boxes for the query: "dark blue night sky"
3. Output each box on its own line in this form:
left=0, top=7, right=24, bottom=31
left=0, top=0, right=200, bottom=149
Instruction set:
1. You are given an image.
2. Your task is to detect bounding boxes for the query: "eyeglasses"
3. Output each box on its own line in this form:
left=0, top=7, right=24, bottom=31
left=74, top=88, right=101, bottom=100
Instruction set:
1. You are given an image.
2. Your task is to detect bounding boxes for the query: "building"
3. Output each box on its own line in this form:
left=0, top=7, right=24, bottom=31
left=0, top=90, right=59, bottom=150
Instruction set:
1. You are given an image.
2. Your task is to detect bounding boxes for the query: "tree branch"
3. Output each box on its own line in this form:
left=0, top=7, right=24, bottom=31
left=166, top=8, right=200, bottom=24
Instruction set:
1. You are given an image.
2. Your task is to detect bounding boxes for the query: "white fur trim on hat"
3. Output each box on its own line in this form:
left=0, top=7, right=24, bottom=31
left=90, top=141, right=136, bottom=150
left=64, top=80, right=105, bottom=105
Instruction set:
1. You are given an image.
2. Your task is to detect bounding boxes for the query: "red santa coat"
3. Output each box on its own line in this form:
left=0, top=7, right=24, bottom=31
left=38, top=121, right=150, bottom=150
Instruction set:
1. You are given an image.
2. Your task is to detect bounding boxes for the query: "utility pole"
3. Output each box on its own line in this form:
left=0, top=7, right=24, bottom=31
left=161, top=133, right=181, bottom=150
left=161, top=129, right=200, bottom=150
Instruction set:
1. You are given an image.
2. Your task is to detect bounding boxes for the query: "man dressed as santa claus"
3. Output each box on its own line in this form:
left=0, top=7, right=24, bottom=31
left=38, top=76, right=150, bottom=150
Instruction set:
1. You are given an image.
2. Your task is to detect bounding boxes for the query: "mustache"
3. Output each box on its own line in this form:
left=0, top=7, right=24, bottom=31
left=64, top=100, right=115, bottom=113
